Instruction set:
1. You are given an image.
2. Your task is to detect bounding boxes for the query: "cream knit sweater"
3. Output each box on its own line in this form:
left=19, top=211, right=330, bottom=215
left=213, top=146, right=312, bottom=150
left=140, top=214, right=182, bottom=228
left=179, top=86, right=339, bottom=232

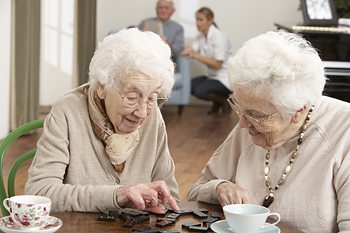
left=188, top=96, right=350, bottom=233
left=25, top=84, right=179, bottom=212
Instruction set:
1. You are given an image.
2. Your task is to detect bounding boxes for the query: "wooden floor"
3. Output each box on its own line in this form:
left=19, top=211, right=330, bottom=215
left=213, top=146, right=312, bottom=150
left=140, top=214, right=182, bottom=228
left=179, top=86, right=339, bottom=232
left=2, top=105, right=238, bottom=202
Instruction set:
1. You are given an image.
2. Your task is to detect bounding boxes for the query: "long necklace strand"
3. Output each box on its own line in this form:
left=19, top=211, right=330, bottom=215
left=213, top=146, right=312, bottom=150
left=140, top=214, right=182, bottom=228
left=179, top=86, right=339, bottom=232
left=262, top=106, right=314, bottom=208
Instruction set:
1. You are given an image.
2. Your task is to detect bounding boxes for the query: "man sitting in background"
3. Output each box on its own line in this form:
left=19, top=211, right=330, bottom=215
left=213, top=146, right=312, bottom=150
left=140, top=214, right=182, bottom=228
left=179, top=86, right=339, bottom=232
left=139, top=0, right=184, bottom=62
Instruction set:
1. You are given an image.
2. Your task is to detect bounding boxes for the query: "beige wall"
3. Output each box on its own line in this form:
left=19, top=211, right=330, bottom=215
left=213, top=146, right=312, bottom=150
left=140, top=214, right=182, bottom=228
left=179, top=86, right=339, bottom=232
left=97, top=0, right=303, bottom=53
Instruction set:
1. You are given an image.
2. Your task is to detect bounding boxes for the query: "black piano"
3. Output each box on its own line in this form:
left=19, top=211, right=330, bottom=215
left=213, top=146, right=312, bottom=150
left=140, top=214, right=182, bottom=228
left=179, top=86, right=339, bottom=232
left=275, top=23, right=350, bottom=102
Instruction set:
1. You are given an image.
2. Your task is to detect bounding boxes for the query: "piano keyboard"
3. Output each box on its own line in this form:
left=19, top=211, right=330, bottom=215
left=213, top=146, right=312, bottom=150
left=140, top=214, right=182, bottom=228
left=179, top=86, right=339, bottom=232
left=292, top=25, right=350, bottom=34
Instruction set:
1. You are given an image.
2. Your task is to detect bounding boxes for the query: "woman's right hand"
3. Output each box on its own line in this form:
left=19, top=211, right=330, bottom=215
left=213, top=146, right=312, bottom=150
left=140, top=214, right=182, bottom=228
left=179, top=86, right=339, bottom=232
left=181, top=47, right=195, bottom=58
left=116, top=181, right=179, bottom=214
left=216, top=181, right=252, bottom=207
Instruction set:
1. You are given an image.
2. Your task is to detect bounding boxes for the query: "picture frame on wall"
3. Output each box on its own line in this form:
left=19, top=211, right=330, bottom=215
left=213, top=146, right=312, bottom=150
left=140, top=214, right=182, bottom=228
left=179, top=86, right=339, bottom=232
left=300, top=0, right=338, bottom=26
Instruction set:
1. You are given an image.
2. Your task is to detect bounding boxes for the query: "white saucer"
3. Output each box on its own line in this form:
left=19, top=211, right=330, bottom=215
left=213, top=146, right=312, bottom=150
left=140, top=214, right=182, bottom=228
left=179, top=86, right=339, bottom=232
left=211, top=220, right=281, bottom=233
left=0, top=216, right=62, bottom=233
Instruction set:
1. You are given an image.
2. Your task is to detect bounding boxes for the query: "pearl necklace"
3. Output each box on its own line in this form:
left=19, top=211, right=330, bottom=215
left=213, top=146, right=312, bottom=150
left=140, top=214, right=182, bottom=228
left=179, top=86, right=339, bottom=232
left=262, top=106, right=314, bottom=208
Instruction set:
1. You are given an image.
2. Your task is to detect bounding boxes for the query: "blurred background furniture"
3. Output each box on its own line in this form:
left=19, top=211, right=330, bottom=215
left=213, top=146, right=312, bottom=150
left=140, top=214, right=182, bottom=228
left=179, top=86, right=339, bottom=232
left=275, top=23, right=350, bottom=103
left=0, top=119, right=44, bottom=216
left=323, top=61, right=350, bottom=102
left=166, top=56, right=191, bottom=115
left=291, top=25, right=350, bottom=102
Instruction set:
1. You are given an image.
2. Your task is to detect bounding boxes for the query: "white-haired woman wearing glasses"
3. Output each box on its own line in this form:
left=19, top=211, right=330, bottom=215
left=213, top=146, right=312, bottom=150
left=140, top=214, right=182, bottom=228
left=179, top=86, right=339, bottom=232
left=188, top=31, right=350, bottom=232
left=26, top=28, right=179, bottom=214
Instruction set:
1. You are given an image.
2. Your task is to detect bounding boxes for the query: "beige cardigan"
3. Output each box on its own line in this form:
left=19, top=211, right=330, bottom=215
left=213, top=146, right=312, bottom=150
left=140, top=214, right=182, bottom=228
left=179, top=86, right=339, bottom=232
left=188, top=96, right=350, bottom=233
left=25, top=84, right=179, bottom=212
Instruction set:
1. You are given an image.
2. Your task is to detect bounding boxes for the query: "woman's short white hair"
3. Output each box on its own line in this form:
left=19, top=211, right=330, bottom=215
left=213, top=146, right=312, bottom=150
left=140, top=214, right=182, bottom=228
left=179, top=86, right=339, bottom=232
left=228, top=30, right=326, bottom=116
left=89, top=28, right=175, bottom=97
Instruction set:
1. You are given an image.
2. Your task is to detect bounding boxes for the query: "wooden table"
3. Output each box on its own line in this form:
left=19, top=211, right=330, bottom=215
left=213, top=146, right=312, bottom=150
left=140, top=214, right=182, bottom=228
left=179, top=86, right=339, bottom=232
left=51, top=202, right=303, bottom=232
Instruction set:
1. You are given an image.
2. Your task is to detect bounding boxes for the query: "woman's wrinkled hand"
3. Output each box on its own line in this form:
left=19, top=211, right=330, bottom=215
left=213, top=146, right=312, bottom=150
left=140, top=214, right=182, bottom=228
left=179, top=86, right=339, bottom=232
left=116, top=180, right=179, bottom=214
left=216, top=181, right=252, bottom=207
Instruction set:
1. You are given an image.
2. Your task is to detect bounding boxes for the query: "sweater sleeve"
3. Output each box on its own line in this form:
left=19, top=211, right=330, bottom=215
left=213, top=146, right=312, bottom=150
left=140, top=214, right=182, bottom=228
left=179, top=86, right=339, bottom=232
left=151, top=113, right=180, bottom=201
left=25, top=105, right=121, bottom=212
left=335, top=146, right=350, bottom=232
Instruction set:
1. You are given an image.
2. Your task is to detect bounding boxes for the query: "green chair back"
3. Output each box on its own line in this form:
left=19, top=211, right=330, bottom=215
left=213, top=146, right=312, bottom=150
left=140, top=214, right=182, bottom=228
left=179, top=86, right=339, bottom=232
left=0, top=119, right=44, bottom=216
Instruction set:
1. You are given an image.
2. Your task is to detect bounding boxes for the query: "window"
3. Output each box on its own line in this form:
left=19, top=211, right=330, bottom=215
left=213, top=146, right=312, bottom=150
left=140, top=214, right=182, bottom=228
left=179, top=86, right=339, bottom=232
left=42, top=0, right=74, bottom=75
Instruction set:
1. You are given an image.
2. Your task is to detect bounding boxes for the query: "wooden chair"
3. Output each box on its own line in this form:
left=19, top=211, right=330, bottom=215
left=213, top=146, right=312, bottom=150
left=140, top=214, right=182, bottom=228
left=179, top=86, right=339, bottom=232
left=0, top=119, right=44, bottom=216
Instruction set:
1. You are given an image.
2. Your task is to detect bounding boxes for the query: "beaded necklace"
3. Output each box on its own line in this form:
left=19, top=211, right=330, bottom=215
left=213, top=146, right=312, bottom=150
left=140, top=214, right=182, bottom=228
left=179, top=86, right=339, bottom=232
left=262, top=106, right=314, bottom=208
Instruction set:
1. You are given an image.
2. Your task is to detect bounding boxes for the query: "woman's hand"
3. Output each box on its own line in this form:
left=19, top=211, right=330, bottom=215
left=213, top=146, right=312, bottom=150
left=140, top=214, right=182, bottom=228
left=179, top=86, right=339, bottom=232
left=216, top=181, right=252, bottom=207
left=181, top=47, right=196, bottom=58
left=116, top=181, right=179, bottom=214
left=181, top=47, right=222, bottom=69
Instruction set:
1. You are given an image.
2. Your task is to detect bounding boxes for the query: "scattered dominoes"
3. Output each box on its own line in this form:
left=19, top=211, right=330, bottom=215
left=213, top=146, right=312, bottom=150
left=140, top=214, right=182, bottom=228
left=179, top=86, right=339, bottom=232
left=98, top=206, right=221, bottom=233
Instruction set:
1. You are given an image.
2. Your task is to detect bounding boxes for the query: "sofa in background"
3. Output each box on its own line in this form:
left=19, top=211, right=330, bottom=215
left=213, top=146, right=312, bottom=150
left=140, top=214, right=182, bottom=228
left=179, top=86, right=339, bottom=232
left=166, top=56, right=191, bottom=115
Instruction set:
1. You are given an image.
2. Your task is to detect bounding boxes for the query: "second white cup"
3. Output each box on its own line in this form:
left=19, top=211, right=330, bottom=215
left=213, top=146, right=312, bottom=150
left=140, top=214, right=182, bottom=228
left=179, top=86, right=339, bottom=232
left=223, top=204, right=280, bottom=233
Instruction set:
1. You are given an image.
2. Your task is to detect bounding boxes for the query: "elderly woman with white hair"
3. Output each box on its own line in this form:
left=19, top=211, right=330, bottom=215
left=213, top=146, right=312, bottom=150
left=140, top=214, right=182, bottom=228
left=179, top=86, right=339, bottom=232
left=26, top=28, right=179, bottom=214
left=188, top=30, right=350, bottom=232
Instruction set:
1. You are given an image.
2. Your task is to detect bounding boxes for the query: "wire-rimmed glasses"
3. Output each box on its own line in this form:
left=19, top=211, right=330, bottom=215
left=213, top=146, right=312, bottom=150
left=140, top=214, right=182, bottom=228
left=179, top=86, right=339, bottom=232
left=227, top=95, right=279, bottom=126
left=119, top=92, right=167, bottom=109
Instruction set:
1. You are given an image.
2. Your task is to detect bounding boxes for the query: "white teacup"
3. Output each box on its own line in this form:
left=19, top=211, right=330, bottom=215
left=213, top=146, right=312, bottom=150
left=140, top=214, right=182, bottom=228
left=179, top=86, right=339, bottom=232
left=223, top=204, right=280, bottom=233
left=3, top=195, right=51, bottom=230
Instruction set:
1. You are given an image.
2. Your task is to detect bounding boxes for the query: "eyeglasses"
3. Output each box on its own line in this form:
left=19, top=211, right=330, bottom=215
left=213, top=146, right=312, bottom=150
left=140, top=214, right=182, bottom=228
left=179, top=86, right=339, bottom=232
left=119, top=92, right=167, bottom=109
left=227, top=95, right=279, bottom=126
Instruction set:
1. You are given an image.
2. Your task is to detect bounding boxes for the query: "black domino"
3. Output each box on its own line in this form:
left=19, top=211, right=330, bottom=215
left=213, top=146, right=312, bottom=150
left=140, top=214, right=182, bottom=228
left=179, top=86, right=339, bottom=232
left=96, top=215, right=116, bottom=222
left=188, top=226, right=209, bottom=232
left=192, top=211, right=208, bottom=219
left=182, top=222, right=201, bottom=229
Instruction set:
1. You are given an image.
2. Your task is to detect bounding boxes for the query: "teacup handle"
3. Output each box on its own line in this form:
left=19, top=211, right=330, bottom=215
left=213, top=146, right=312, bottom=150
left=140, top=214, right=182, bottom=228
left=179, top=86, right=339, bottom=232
left=3, top=198, right=11, bottom=212
left=261, top=212, right=281, bottom=229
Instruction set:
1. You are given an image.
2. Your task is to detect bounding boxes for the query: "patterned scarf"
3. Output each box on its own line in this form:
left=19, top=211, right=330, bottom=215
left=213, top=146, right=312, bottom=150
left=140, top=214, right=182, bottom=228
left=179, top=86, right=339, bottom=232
left=84, top=85, right=139, bottom=173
